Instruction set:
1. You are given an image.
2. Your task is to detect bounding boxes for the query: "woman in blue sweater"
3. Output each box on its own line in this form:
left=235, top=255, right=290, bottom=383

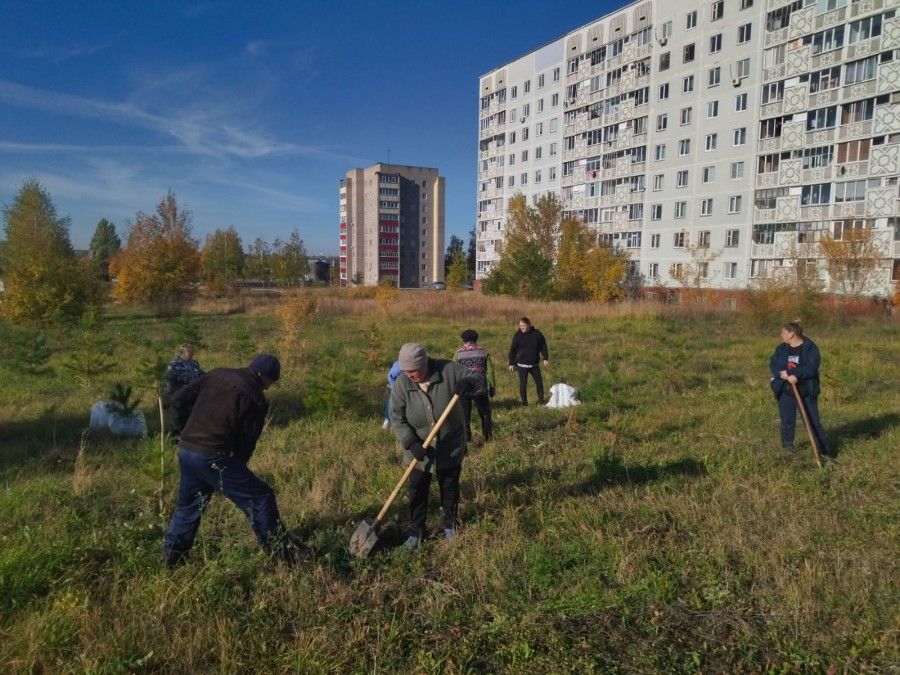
left=768, top=321, right=829, bottom=456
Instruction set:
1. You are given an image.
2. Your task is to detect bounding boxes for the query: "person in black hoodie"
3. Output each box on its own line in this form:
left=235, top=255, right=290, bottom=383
left=507, top=317, right=549, bottom=405
left=163, top=354, right=300, bottom=567
left=768, top=321, right=830, bottom=455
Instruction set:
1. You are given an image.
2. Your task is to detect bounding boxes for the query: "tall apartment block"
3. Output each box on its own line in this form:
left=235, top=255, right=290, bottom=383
left=477, top=0, right=900, bottom=294
left=339, top=163, right=445, bottom=287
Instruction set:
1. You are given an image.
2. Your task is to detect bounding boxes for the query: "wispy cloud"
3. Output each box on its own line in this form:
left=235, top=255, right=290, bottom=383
left=17, top=43, right=107, bottom=63
left=245, top=40, right=270, bottom=57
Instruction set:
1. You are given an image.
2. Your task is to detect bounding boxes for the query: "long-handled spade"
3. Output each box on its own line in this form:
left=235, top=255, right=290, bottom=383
left=350, top=394, right=460, bottom=558
left=790, top=381, right=823, bottom=469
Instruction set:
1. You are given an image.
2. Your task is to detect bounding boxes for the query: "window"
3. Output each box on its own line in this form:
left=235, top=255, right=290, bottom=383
left=700, top=199, right=713, bottom=216
left=811, top=25, right=845, bottom=54
left=681, top=107, right=692, bottom=125
left=679, top=139, right=691, bottom=155
left=508, top=175, right=515, bottom=187
left=537, top=99, right=544, bottom=113
left=649, top=262, right=659, bottom=278
left=508, top=153, right=515, bottom=166
left=738, top=23, right=752, bottom=44
left=629, top=203, right=644, bottom=220
left=726, top=229, right=740, bottom=247
left=521, top=150, right=528, bottom=161
left=729, top=195, right=742, bottom=213
left=522, top=103, right=530, bottom=118
left=735, top=93, right=748, bottom=112
left=511, top=85, right=517, bottom=99
left=806, top=106, right=837, bottom=131
left=733, top=127, right=747, bottom=146
left=551, top=93, right=559, bottom=106
left=549, top=118, right=558, bottom=133
left=520, top=172, right=528, bottom=185
left=553, top=67, right=560, bottom=82
left=683, top=75, right=694, bottom=93
left=659, top=83, right=670, bottom=100
left=725, top=262, right=738, bottom=279
left=683, top=43, right=695, bottom=63
left=842, top=98, right=875, bottom=124
left=849, top=14, right=885, bottom=44
left=687, top=10, right=697, bottom=29
left=801, top=183, right=831, bottom=206
left=535, top=146, right=542, bottom=159
left=741, top=0, right=753, bottom=9
left=524, top=80, right=530, bottom=93
left=651, top=234, right=661, bottom=249
left=703, top=166, right=716, bottom=183
left=538, top=74, right=545, bottom=88
left=710, top=34, right=723, bottom=53
left=845, top=56, right=877, bottom=84
left=549, top=142, right=558, bottom=156
left=837, top=139, right=871, bottom=163
left=707, top=100, right=719, bottom=118
left=653, top=174, right=664, bottom=191
left=708, top=67, right=721, bottom=87
left=712, top=1, right=724, bottom=21
left=549, top=167, right=557, bottom=181
left=674, top=230, right=686, bottom=247
left=736, top=58, right=751, bottom=79
left=522, top=127, right=530, bottom=141
left=534, top=170, right=542, bottom=183
left=834, top=179, right=875, bottom=203
left=762, top=81, right=784, bottom=104
left=655, top=144, right=666, bottom=161
left=706, top=133, right=718, bottom=150
left=675, top=202, right=687, bottom=219
left=808, top=66, right=841, bottom=93
left=698, top=230, right=711, bottom=247
left=651, top=204, right=663, bottom=220
left=803, top=145, right=834, bottom=168
left=731, top=161, right=744, bottom=179
left=677, top=170, right=689, bottom=187
left=657, top=113, right=668, bottom=131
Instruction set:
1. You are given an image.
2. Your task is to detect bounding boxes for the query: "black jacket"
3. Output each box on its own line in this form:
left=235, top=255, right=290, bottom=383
left=508, top=327, right=549, bottom=366
left=768, top=338, right=822, bottom=399
left=171, top=368, right=270, bottom=463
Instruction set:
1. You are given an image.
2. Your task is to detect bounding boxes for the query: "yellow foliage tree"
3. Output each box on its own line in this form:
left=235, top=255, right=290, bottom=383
left=201, top=226, right=244, bottom=297
left=819, top=227, right=886, bottom=297
left=109, top=192, right=200, bottom=310
left=581, top=245, right=629, bottom=302
left=552, top=218, right=594, bottom=300
left=445, top=249, right=469, bottom=290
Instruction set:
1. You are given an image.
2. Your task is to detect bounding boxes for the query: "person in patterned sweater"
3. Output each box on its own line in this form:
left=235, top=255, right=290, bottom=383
left=454, top=329, right=495, bottom=442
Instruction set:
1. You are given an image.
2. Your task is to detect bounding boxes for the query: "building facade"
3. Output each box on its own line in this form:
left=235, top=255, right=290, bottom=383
left=477, top=0, right=900, bottom=295
left=340, top=163, right=445, bottom=287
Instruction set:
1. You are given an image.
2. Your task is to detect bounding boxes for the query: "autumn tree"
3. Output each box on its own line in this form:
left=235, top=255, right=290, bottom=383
left=89, top=218, right=121, bottom=280
left=201, top=226, right=244, bottom=296
left=582, top=244, right=630, bottom=302
left=271, top=230, right=308, bottom=287
left=109, top=191, right=200, bottom=311
left=819, top=227, right=887, bottom=297
left=552, top=218, right=594, bottom=300
left=445, top=248, right=469, bottom=290
left=0, top=179, right=98, bottom=325
left=669, top=242, right=723, bottom=302
left=244, top=237, right=272, bottom=286
left=444, top=234, right=464, bottom=270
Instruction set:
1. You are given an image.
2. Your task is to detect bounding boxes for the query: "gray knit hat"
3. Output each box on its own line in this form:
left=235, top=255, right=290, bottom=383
left=398, top=343, right=427, bottom=371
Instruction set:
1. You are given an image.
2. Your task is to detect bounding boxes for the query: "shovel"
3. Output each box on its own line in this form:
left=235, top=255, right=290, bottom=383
left=350, top=394, right=460, bottom=558
left=789, top=381, right=823, bottom=469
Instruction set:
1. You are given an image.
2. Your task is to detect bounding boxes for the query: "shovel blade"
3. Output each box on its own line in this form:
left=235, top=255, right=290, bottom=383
left=349, top=517, right=381, bottom=558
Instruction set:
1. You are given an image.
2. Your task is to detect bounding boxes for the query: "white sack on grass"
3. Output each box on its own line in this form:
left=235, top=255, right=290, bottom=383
left=89, top=401, right=113, bottom=429
left=546, top=383, right=581, bottom=408
left=107, top=409, right=148, bottom=438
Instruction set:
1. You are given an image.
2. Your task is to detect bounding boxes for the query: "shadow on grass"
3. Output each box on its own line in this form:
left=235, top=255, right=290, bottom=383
left=563, top=452, right=707, bottom=497
left=0, top=406, right=89, bottom=467
left=828, top=412, right=899, bottom=458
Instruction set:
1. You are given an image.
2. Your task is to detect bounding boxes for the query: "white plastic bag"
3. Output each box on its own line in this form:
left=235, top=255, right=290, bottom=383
left=546, top=383, right=581, bottom=408
left=107, top=409, right=148, bottom=438
left=89, top=401, right=113, bottom=430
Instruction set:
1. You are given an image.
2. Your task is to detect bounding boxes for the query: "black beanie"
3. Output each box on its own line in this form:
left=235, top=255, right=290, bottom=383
left=460, top=329, right=478, bottom=343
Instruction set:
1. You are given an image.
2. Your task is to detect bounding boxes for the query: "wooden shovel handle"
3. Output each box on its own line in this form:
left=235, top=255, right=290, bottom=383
left=790, top=381, right=822, bottom=469
left=375, top=393, right=460, bottom=523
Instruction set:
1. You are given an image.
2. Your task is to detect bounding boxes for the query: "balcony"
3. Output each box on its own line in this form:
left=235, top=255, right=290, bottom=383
left=765, top=28, right=788, bottom=48
left=850, top=0, right=886, bottom=18
left=842, top=79, right=878, bottom=103
left=838, top=120, right=873, bottom=141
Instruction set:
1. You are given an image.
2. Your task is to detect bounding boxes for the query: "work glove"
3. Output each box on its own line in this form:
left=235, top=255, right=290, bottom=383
left=407, top=439, right=427, bottom=462
left=456, top=379, right=477, bottom=396
left=489, top=387, right=495, bottom=398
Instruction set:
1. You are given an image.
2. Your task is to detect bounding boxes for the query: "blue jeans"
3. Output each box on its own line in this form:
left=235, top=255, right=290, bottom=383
left=163, top=447, right=285, bottom=563
left=778, top=392, right=829, bottom=454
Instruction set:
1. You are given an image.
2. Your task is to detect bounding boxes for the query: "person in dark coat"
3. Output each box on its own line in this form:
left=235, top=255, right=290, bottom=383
left=454, top=329, right=495, bottom=441
left=390, top=343, right=480, bottom=550
left=507, top=317, right=549, bottom=405
left=768, top=321, right=830, bottom=455
left=163, top=354, right=300, bottom=567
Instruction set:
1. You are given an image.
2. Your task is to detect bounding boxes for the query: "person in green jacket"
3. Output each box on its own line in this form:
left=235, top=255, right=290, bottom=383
left=453, top=329, right=495, bottom=442
left=390, top=342, right=480, bottom=550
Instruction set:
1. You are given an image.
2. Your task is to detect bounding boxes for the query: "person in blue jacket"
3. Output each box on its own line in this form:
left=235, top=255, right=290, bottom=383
left=768, top=321, right=829, bottom=456
left=382, top=361, right=402, bottom=430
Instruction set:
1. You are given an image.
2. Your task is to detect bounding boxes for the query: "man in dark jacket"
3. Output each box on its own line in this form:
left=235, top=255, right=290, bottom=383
left=507, top=317, right=549, bottom=405
left=769, top=322, right=830, bottom=455
left=164, top=343, right=204, bottom=434
left=390, top=343, right=480, bottom=550
left=164, top=354, right=298, bottom=566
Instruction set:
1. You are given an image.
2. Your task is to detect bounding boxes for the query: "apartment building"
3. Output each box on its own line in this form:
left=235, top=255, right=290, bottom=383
left=340, top=163, right=445, bottom=287
left=476, top=0, right=900, bottom=295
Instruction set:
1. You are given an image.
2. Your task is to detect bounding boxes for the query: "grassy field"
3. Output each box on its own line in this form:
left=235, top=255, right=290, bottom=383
left=1, top=292, right=898, bottom=672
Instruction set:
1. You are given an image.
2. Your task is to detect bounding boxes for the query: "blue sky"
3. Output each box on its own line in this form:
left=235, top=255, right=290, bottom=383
left=0, top=1, right=614, bottom=254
